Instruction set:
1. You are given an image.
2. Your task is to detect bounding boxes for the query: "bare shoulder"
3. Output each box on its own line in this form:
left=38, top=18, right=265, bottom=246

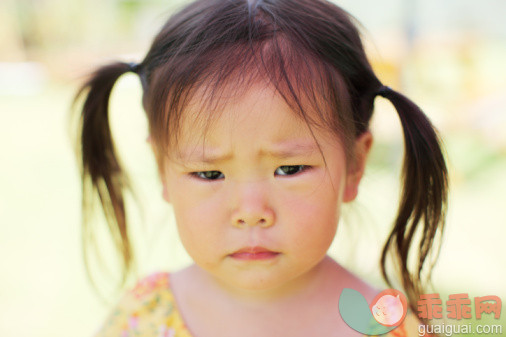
left=329, top=261, right=426, bottom=337
left=328, top=258, right=380, bottom=302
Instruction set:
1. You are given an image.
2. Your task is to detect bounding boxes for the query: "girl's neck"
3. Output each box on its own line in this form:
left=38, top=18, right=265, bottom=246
left=171, top=255, right=376, bottom=337
left=179, top=255, right=344, bottom=310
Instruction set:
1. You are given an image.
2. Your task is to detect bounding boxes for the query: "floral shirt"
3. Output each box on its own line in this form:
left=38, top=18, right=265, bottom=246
left=93, top=272, right=425, bottom=337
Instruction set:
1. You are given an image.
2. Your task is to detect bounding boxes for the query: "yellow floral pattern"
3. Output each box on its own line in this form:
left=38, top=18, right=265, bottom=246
left=94, top=272, right=192, bottom=337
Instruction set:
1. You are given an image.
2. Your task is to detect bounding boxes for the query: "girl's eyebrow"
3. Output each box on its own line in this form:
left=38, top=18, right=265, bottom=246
left=181, top=152, right=233, bottom=164
left=261, top=142, right=320, bottom=159
left=178, top=141, right=319, bottom=163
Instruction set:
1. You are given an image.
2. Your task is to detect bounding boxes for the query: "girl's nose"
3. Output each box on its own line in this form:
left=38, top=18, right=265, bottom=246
left=230, top=183, right=275, bottom=228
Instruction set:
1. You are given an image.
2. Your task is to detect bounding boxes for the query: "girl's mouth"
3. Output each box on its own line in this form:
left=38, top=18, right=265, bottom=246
left=229, top=246, right=280, bottom=260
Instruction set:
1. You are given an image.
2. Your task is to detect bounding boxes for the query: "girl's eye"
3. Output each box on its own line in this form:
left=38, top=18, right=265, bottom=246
left=190, top=171, right=224, bottom=180
left=274, top=165, right=309, bottom=176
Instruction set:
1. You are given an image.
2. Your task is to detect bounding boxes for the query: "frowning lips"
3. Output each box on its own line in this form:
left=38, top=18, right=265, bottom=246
left=229, top=246, right=280, bottom=260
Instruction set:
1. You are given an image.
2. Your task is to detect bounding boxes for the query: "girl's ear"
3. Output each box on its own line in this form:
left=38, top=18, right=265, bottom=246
left=343, top=131, right=373, bottom=203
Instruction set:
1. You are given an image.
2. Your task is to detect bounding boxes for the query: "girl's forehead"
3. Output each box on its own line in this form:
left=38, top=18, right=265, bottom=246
left=167, top=82, right=342, bottom=161
left=181, top=79, right=331, bottom=128
left=177, top=82, right=320, bottom=140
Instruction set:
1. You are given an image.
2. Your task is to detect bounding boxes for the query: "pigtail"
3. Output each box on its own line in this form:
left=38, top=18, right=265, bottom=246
left=71, top=62, right=138, bottom=293
left=377, top=87, right=449, bottom=318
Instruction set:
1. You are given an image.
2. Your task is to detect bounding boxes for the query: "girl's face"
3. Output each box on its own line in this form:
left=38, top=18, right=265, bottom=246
left=159, top=82, right=372, bottom=294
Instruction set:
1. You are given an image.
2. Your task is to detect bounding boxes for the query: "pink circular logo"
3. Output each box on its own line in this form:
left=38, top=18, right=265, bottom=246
left=370, top=289, right=408, bottom=326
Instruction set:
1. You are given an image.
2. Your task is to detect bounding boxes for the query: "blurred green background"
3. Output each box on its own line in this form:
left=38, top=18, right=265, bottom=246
left=0, top=0, right=505, bottom=336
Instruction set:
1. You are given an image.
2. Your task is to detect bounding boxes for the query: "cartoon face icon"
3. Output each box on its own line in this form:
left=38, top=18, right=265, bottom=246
left=371, top=294, right=404, bottom=326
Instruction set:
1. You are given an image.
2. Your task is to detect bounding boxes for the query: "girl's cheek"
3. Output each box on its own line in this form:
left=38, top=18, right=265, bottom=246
left=281, top=180, right=339, bottom=212
left=178, top=190, right=225, bottom=225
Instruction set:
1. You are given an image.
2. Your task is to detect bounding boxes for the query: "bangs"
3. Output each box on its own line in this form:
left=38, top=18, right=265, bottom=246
left=142, top=0, right=361, bottom=173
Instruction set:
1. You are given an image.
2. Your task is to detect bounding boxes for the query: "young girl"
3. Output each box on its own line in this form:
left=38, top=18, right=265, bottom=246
left=72, top=0, right=448, bottom=336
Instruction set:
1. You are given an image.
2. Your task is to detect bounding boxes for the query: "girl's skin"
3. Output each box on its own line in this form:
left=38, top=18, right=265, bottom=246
left=149, top=81, right=375, bottom=336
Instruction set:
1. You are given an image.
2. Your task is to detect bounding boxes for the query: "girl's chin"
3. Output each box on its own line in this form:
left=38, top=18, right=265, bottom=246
left=208, top=269, right=292, bottom=295
left=224, top=275, right=286, bottom=292
left=216, top=272, right=314, bottom=299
